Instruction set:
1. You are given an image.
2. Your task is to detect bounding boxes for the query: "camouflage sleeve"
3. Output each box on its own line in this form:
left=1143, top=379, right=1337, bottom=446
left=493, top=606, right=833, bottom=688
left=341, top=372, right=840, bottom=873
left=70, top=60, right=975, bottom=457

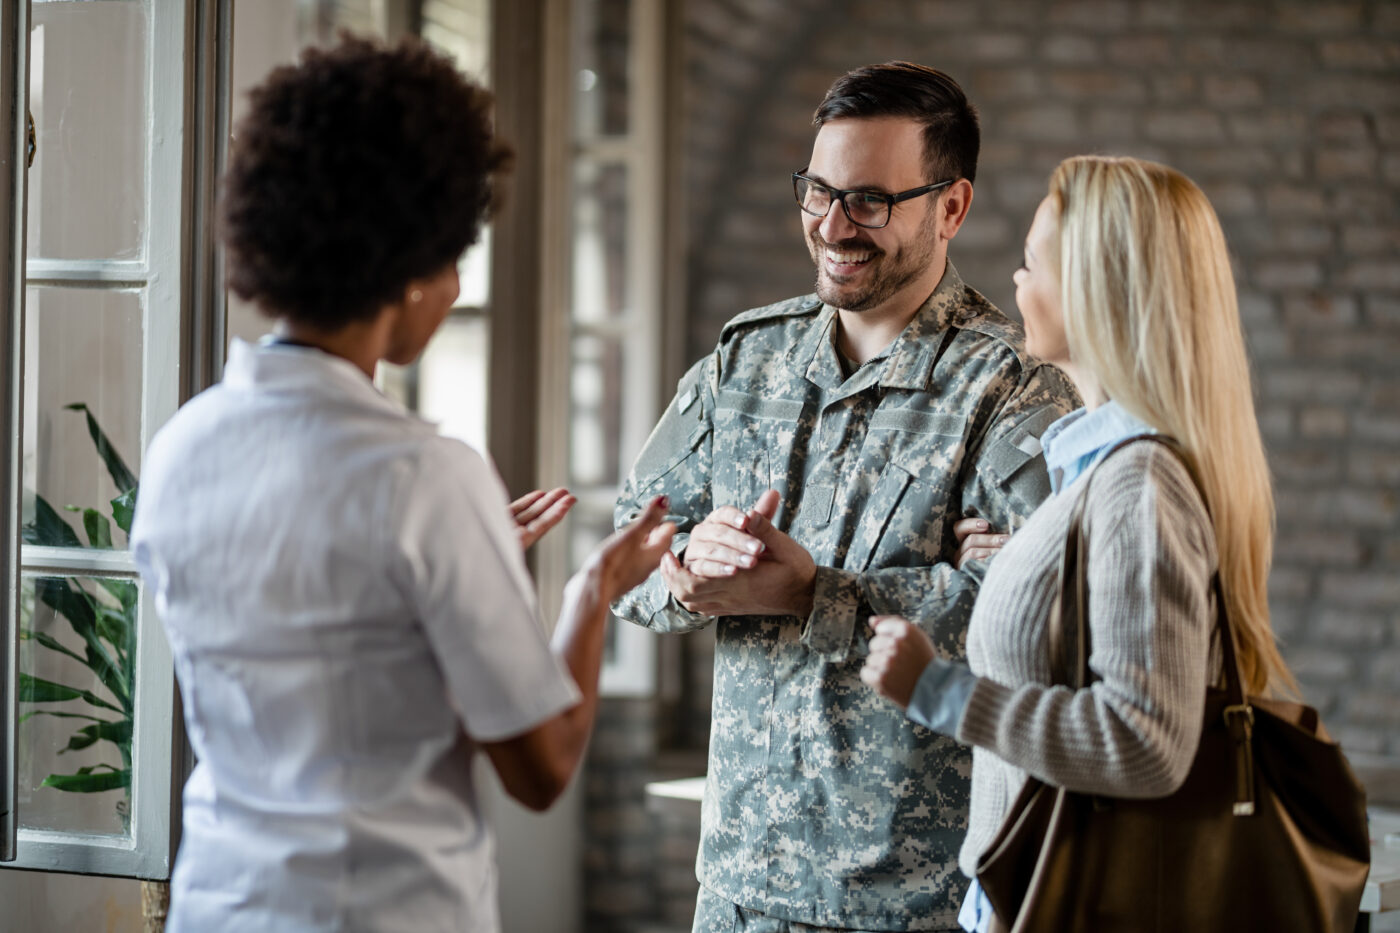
left=611, top=357, right=717, bottom=633
left=801, top=362, right=1078, bottom=663
left=803, top=555, right=973, bottom=664
left=960, top=362, right=1080, bottom=556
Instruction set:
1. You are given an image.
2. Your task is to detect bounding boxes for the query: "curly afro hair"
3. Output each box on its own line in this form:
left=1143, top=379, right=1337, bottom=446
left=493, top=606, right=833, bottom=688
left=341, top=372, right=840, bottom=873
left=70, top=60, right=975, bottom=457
left=220, top=34, right=512, bottom=328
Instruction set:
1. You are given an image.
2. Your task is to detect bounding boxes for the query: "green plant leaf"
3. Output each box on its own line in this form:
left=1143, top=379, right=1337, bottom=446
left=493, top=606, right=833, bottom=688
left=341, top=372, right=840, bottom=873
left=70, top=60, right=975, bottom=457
left=41, top=768, right=131, bottom=793
left=23, top=494, right=84, bottom=549
left=94, top=605, right=131, bottom=662
left=82, top=508, right=112, bottom=549
left=30, top=578, right=130, bottom=710
left=51, top=583, right=125, bottom=704
left=57, top=719, right=132, bottom=755
left=110, top=487, right=137, bottom=536
left=17, top=671, right=123, bottom=713
left=91, top=719, right=131, bottom=744
left=18, top=672, right=82, bottom=703
left=34, top=576, right=95, bottom=632
left=81, top=638, right=130, bottom=712
left=60, top=731, right=99, bottom=753
left=26, top=628, right=88, bottom=667
left=97, top=578, right=138, bottom=615
left=18, top=709, right=105, bottom=726
left=94, top=582, right=138, bottom=670
left=65, top=404, right=137, bottom=493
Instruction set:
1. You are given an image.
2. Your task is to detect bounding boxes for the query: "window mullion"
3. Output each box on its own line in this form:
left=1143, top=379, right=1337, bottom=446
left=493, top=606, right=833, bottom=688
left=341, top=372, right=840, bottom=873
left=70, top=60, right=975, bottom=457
left=25, top=259, right=149, bottom=288
left=20, top=545, right=140, bottom=578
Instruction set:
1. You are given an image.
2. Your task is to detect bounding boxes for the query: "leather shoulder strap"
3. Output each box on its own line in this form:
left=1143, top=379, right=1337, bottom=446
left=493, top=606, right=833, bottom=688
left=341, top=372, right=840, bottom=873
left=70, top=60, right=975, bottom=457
left=1050, top=434, right=1244, bottom=702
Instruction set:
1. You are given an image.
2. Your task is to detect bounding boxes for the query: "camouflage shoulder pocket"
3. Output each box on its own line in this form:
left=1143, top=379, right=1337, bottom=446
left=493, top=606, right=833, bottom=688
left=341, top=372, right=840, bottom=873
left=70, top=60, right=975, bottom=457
left=631, top=360, right=712, bottom=489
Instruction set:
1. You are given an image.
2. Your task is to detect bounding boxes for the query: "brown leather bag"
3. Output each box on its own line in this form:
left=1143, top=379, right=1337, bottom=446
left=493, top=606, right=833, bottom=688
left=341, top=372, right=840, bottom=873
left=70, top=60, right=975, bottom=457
left=975, top=436, right=1371, bottom=932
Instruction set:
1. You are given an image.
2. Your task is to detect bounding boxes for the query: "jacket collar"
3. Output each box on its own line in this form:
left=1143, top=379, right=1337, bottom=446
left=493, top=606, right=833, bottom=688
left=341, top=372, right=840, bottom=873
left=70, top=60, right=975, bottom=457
left=791, top=260, right=966, bottom=393
left=222, top=338, right=410, bottom=420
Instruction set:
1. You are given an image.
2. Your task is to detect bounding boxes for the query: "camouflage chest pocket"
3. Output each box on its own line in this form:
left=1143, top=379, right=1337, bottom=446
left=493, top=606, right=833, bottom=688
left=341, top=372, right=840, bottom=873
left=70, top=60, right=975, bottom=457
left=848, top=408, right=968, bottom=571
left=712, top=389, right=801, bottom=508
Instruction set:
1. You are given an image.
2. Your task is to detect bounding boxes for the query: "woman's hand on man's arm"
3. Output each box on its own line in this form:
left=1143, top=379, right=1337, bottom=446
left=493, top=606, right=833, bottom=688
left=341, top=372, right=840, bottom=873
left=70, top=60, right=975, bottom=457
left=953, top=516, right=1010, bottom=570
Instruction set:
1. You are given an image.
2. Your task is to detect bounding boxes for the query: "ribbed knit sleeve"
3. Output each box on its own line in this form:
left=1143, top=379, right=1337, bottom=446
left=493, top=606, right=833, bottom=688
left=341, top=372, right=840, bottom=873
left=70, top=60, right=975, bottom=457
left=955, top=443, right=1216, bottom=874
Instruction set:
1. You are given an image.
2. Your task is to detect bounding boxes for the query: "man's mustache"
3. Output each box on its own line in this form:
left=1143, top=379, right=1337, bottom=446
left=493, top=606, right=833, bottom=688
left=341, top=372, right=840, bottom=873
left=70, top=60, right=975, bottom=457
left=810, top=234, right=882, bottom=254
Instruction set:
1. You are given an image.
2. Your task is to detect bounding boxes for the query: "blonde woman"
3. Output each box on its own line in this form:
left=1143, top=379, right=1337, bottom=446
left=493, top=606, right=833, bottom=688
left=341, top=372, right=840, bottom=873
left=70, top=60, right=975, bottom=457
left=861, top=155, right=1293, bottom=932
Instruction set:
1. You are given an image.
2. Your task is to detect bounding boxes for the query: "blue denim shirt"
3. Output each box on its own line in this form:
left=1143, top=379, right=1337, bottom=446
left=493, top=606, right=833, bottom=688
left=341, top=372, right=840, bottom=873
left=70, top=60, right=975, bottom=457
left=1039, top=400, right=1158, bottom=495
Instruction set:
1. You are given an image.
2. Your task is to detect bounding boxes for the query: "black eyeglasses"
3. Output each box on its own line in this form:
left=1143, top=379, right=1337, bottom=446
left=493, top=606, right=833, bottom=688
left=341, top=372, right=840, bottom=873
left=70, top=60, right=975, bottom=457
left=792, top=170, right=954, bottom=229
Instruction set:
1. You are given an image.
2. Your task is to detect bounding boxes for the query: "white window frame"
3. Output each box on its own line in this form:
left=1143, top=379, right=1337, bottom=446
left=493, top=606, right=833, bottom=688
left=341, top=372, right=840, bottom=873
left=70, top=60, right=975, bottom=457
left=0, top=0, right=225, bottom=879
left=534, top=0, right=673, bottom=697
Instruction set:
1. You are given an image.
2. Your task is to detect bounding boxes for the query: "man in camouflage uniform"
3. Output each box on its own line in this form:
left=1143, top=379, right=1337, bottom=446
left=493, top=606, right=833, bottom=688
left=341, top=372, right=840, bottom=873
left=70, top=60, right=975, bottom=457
left=613, top=62, right=1078, bottom=932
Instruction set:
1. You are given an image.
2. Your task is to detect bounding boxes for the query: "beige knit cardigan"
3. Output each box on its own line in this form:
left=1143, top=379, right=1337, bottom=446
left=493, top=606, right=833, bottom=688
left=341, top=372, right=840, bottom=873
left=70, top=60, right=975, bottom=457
left=954, top=441, right=1218, bottom=877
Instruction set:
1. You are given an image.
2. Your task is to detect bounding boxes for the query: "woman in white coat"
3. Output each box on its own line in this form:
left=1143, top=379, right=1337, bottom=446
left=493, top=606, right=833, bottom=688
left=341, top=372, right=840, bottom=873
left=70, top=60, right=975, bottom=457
left=131, top=35, right=673, bottom=933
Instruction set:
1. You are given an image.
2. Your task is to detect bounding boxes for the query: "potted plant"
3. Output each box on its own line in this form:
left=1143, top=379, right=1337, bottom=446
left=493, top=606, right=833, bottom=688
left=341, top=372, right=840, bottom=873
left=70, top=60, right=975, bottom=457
left=18, top=403, right=139, bottom=824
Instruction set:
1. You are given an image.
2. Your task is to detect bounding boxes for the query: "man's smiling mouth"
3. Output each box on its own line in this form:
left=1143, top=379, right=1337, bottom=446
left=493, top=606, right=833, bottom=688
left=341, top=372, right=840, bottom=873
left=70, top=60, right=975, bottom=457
left=821, top=243, right=880, bottom=278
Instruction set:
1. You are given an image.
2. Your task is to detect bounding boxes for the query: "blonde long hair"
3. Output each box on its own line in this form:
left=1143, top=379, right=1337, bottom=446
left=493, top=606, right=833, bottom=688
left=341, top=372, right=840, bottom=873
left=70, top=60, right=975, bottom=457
left=1047, top=155, right=1293, bottom=696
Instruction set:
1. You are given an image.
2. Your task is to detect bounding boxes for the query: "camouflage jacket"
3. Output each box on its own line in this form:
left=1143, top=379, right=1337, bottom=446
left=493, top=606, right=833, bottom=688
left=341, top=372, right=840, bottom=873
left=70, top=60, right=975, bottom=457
left=613, top=263, right=1079, bottom=930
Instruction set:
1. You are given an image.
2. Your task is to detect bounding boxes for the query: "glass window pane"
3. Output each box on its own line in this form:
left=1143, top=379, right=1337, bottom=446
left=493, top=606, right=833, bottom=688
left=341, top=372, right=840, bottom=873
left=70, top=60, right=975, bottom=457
left=573, top=0, right=630, bottom=138
left=296, top=0, right=378, bottom=45
left=417, top=315, right=490, bottom=453
left=28, top=1, right=150, bottom=262
left=572, top=162, right=628, bottom=322
left=23, top=287, right=144, bottom=550
left=327, top=0, right=376, bottom=34
left=568, top=509, right=624, bottom=662
left=456, top=228, right=491, bottom=309
left=427, top=0, right=493, bottom=310
left=570, top=335, right=624, bottom=487
left=422, top=0, right=491, bottom=81
left=17, top=573, right=140, bottom=839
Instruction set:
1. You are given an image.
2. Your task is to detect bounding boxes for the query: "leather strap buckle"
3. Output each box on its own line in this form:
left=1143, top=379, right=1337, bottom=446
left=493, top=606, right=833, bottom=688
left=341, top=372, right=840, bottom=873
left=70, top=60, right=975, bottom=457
left=1223, top=703, right=1254, bottom=734
left=1223, top=704, right=1257, bottom=816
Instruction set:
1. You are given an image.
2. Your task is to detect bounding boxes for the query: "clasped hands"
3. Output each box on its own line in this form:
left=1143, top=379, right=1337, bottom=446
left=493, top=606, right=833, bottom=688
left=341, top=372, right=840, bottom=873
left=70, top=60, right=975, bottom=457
left=661, top=489, right=817, bottom=618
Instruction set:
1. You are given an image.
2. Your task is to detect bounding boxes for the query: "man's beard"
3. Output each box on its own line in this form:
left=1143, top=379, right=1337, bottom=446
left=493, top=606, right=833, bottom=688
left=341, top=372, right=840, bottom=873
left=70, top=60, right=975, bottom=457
left=808, top=213, right=939, bottom=313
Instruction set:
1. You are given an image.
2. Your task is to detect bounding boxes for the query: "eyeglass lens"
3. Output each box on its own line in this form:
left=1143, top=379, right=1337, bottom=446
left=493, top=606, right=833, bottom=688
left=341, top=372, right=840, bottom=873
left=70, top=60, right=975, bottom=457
left=795, top=178, right=889, bottom=228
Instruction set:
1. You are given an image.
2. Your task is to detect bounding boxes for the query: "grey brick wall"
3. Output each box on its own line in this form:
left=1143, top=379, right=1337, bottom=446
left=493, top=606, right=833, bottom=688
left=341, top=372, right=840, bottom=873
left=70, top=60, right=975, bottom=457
left=583, top=2, right=1400, bottom=930
left=583, top=698, right=661, bottom=932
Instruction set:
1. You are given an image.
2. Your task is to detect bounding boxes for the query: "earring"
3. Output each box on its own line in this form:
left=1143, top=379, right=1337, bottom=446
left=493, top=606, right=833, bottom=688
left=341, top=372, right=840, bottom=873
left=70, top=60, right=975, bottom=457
left=409, top=289, right=423, bottom=303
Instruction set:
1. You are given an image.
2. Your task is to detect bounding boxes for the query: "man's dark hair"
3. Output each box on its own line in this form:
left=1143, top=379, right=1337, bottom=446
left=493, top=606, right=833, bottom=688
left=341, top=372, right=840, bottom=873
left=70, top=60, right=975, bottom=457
left=221, top=35, right=512, bottom=327
left=813, top=61, right=979, bottom=186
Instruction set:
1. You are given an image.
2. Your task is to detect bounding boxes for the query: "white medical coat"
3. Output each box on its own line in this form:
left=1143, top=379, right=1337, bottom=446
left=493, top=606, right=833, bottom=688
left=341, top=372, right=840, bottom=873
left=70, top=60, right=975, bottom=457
left=131, top=339, right=580, bottom=932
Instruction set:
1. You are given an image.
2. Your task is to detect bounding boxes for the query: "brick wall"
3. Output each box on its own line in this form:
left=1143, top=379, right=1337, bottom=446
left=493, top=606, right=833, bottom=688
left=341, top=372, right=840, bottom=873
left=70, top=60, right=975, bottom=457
left=583, top=2, right=1399, bottom=930
left=583, top=699, right=660, bottom=932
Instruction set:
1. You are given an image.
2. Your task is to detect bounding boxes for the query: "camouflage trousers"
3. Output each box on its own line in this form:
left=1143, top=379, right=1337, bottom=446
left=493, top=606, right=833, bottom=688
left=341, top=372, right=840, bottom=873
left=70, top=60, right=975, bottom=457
left=692, top=885, right=961, bottom=933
